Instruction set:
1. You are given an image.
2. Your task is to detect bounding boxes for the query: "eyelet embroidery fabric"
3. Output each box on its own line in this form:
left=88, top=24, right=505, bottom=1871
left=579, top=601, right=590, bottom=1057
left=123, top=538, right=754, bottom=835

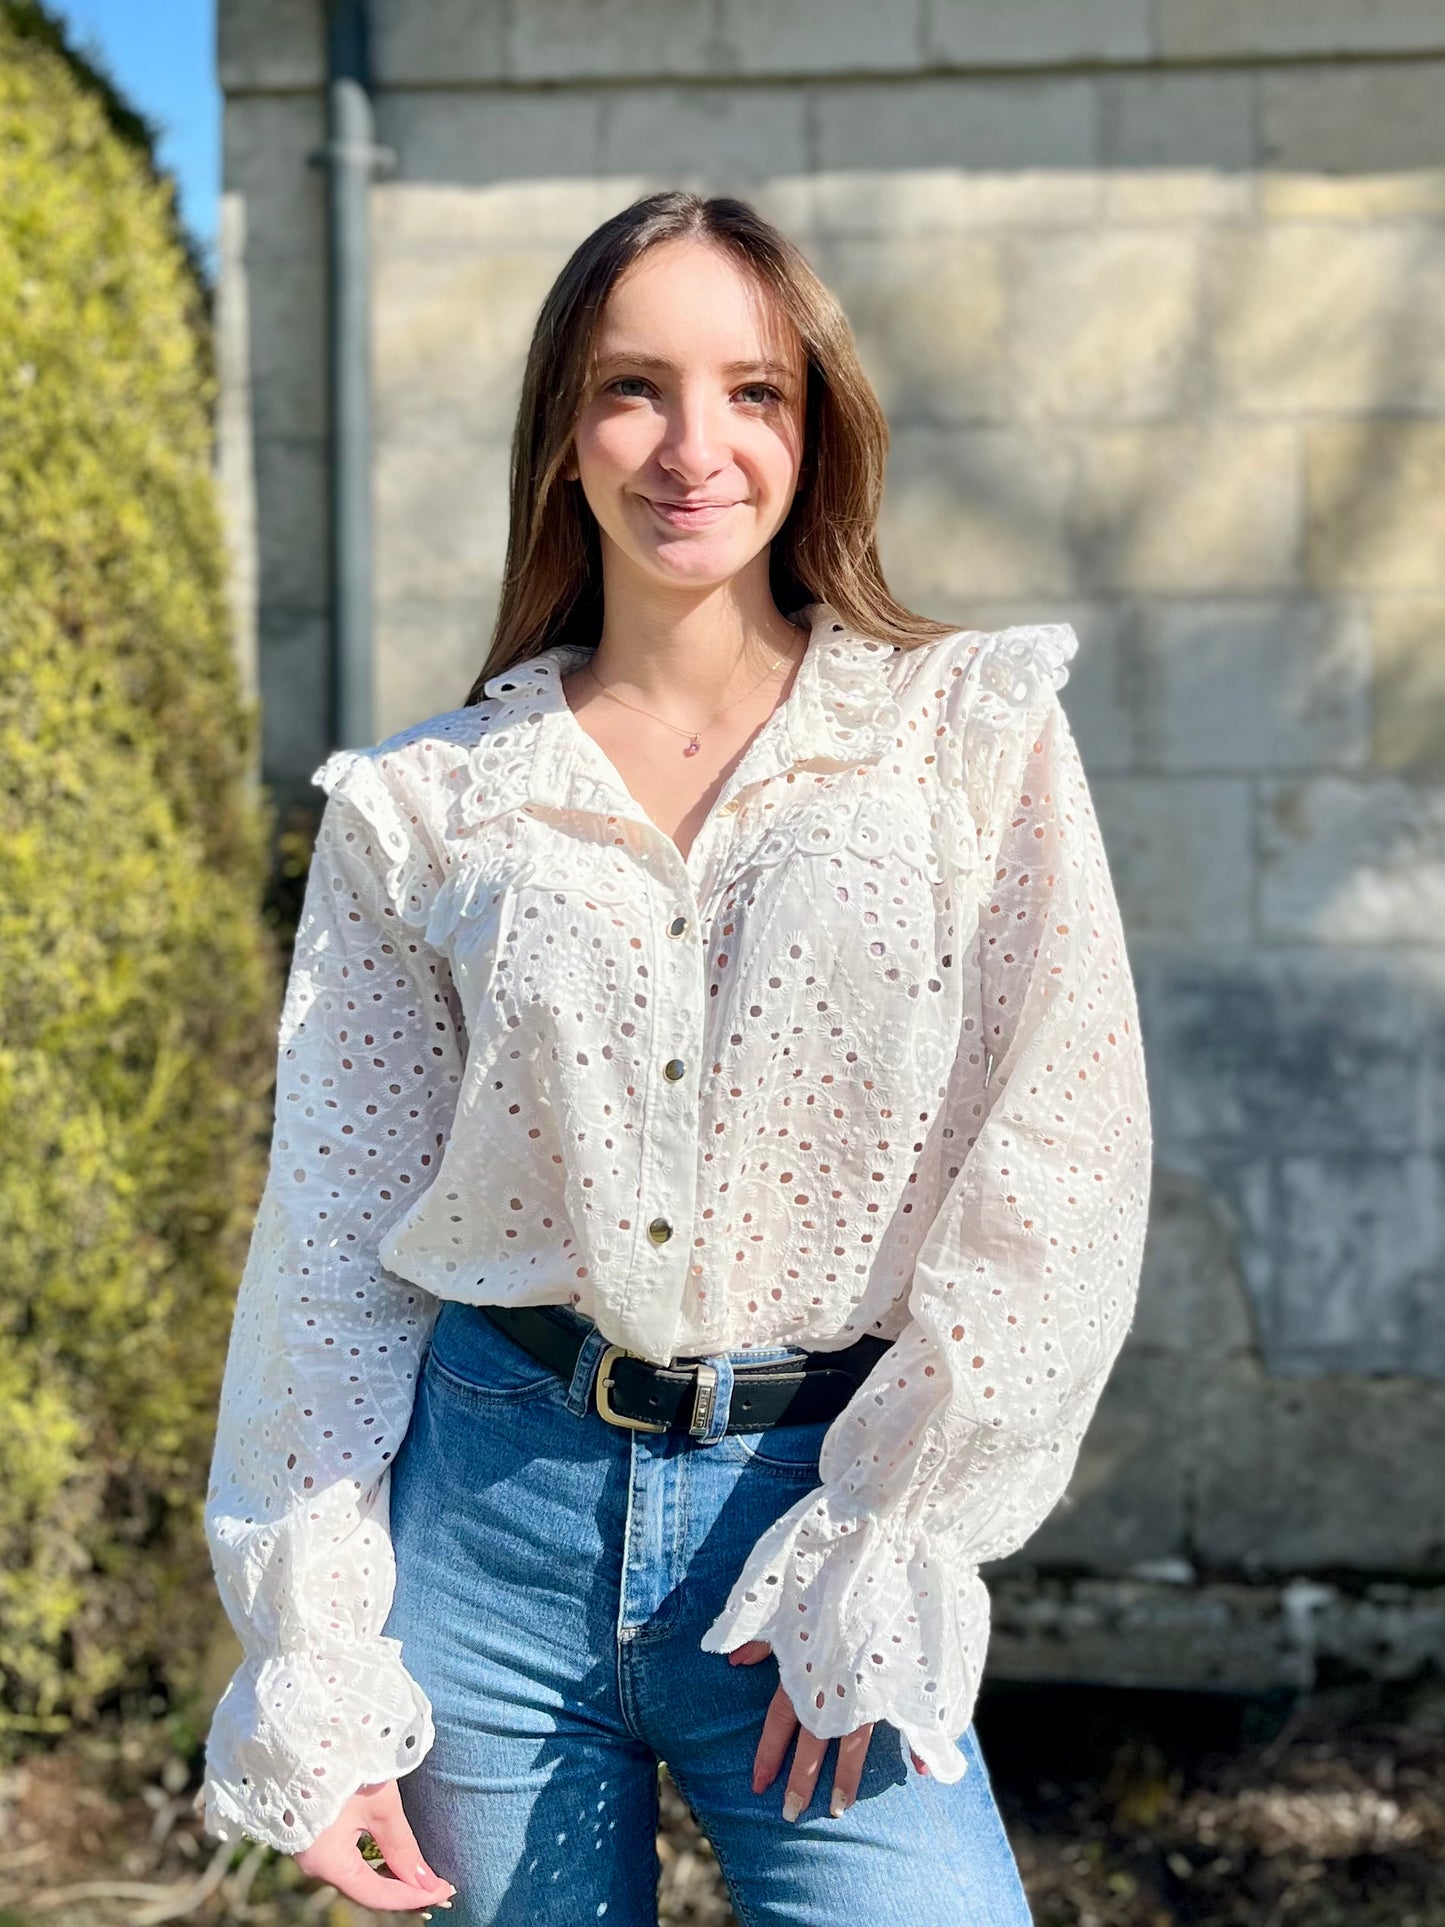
left=201, top=604, right=1152, bottom=1851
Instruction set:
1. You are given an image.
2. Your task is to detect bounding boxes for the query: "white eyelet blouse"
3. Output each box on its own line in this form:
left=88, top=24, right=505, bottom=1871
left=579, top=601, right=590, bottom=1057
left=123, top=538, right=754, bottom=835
left=200, top=602, right=1153, bottom=1854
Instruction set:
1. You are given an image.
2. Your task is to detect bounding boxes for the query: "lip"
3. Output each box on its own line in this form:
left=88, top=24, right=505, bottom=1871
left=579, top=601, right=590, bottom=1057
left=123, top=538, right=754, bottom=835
left=646, top=498, right=740, bottom=527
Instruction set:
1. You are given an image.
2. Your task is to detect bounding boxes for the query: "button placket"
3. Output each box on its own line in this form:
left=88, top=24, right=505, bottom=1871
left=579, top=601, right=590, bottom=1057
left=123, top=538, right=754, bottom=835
left=615, top=860, right=704, bottom=1361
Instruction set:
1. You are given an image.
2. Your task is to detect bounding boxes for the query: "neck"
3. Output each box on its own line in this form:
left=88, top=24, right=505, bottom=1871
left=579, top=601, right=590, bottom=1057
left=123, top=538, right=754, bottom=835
left=585, top=573, right=807, bottom=715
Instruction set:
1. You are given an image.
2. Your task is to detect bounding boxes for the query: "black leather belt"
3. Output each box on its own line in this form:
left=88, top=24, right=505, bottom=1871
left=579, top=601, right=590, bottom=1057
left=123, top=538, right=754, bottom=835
left=481, top=1303, right=895, bottom=1438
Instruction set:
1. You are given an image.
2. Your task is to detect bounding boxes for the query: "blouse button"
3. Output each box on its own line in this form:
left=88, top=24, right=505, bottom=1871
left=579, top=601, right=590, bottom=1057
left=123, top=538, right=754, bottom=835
left=647, top=1217, right=674, bottom=1245
left=663, top=1058, right=686, bottom=1082
left=668, top=915, right=689, bottom=937
left=723, top=797, right=741, bottom=813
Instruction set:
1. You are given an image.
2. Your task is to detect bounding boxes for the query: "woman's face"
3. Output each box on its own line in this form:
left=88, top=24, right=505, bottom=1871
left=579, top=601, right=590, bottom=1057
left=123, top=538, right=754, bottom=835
left=566, top=238, right=809, bottom=597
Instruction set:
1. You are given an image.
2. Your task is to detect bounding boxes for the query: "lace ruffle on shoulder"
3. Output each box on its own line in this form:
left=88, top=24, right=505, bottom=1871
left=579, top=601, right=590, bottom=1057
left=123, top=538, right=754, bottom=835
left=965, top=623, right=1079, bottom=735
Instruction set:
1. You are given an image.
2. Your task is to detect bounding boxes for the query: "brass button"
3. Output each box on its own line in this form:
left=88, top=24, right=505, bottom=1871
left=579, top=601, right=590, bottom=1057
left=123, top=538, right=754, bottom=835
left=668, top=915, right=689, bottom=937
left=723, top=797, right=741, bottom=814
left=664, top=1058, right=686, bottom=1082
left=647, top=1217, right=674, bottom=1245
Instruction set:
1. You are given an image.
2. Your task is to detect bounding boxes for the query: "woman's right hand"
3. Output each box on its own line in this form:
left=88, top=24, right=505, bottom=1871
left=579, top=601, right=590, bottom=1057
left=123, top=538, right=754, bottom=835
left=292, top=1778, right=457, bottom=1913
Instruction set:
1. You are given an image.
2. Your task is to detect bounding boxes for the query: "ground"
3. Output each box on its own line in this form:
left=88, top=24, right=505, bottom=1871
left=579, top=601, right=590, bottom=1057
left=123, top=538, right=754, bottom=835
left=2, top=1676, right=1442, bottom=1925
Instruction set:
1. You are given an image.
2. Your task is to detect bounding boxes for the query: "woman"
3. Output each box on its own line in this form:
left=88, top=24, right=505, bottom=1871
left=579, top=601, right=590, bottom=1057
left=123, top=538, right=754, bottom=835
left=201, top=190, right=1152, bottom=1924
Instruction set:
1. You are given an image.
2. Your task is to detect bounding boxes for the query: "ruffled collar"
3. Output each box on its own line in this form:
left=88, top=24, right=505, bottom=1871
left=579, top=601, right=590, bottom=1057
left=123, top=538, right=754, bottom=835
left=453, top=601, right=905, bottom=836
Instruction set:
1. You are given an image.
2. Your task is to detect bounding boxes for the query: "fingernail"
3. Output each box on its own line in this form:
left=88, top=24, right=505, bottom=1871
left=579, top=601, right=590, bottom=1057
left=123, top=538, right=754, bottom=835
left=782, top=1790, right=805, bottom=1822
left=830, top=1788, right=852, bottom=1818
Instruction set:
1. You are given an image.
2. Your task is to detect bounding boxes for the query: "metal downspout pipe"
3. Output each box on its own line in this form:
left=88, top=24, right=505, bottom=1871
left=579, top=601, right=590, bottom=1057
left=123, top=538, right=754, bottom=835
left=316, top=0, right=393, bottom=751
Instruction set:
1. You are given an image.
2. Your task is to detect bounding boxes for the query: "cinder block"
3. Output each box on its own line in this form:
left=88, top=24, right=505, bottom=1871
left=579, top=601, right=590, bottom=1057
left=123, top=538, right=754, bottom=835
left=1307, top=423, right=1445, bottom=592
left=373, top=93, right=606, bottom=249
left=1158, top=0, right=1445, bottom=59
left=1259, top=64, right=1445, bottom=220
left=372, top=0, right=508, bottom=86
left=881, top=425, right=1074, bottom=599
left=1152, top=954, right=1425, bottom=1153
left=597, top=85, right=809, bottom=186
left=722, top=0, right=924, bottom=73
left=373, top=178, right=616, bottom=256
left=1143, top=600, right=1370, bottom=773
left=258, top=611, right=330, bottom=798
left=376, top=601, right=494, bottom=737
left=1259, top=775, right=1445, bottom=945
left=1263, top=1155, right=1445, bottom=1378
left=1128, top=1166, right=1259, bottom=1360
left=374, top=440, right=511, bottom=606
left=1097, top=70, right=1255, bottom=222
left=928, top=0, right=1151, bottom=66
left=1372, top=598, right=1445, bottom=777
left=222, top=95, right=326, bottom=262
left=373, top=248, right=560, bottom=446
left=1193, top=1357, right=1445, bottom=1571
left=1007, top=229, right=1204, bottom=421
left=510, top=0, right=719, bottom=81
left=243, top=252, right=327, bottom=442
left=218, top=0, right=325, bottom=90
left=1017, top=1353, right=1195, bottom=1569
left=813, top=78, right=1100, bottom=234
left=1091, top=777, right=1253, bottom=945
left=1209, top=226, right=1445, bottom=416
left=987, top=1574, right=1314, bottom=1691
left=812, top=233, right=1009, bottom=427
left=1074, top=423, right=1300, bottom=594
left=988, top=1574, right=1445, bottom=1692
left=254, top=437, right=329, bottom=613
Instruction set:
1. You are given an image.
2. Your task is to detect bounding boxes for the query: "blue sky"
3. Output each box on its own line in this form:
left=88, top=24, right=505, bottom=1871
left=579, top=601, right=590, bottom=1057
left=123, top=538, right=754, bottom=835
left=49, top=1, right=220, bottom=278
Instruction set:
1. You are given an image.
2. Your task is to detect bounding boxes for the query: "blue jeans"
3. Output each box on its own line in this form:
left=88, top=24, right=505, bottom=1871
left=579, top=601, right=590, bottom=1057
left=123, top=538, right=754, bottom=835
left=382, top=1300, right=1034, bottom=1925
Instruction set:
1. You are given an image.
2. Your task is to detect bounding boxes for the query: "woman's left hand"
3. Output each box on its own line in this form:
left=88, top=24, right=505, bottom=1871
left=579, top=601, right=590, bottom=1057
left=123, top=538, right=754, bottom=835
left=728, top=1639, right=929, bottom=1819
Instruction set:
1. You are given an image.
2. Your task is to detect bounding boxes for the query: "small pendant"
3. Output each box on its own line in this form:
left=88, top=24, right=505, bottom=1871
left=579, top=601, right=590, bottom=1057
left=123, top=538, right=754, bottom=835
left=683, top=736, right=701, bottom=757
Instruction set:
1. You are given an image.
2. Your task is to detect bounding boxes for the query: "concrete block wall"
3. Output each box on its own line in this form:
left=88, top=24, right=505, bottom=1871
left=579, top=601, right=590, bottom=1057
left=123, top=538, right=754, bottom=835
left=219, top=1, right=1445, bottom=1675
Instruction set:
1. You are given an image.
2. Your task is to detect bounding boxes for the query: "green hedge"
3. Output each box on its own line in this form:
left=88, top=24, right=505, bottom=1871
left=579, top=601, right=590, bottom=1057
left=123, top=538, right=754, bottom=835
left=0, top=4, right=280, bottom=1746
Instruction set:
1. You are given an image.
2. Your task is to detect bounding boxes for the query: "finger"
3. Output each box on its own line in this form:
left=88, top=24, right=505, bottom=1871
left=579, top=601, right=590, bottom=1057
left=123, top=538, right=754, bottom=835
left=295, top=1841, right=440, bottom=1913
left=828, top=1721, right=875, bottom=1818
left=363, top=1787, right=454, bottom=1898
left=752, top=1682, right=799, bottom=1793
left=782, top=1726, right=828, bottom=1822
left=728, top=1639, right=772, bottom=1665
left=910, top=1749, right=929, bottom=1775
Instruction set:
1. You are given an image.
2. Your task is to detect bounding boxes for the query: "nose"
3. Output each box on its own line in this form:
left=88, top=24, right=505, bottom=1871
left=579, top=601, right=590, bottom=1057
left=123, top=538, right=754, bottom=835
left=656, top=383, right=732, bottom=485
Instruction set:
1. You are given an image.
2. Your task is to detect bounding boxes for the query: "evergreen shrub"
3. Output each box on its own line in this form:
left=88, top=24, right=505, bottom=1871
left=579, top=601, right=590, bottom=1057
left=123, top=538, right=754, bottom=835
left=0, top=2, right=280, bottom=1749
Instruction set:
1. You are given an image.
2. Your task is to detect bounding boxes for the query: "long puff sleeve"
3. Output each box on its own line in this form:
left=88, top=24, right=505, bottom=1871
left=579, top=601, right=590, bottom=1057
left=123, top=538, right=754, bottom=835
left=699, top=627, right=1153, bottom=1781
left=201, top=751, right=465, bottom=1854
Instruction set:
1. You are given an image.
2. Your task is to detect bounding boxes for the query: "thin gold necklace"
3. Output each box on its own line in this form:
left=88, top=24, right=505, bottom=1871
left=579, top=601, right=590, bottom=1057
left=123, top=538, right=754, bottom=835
left=579, top=623, right=805, bottom=758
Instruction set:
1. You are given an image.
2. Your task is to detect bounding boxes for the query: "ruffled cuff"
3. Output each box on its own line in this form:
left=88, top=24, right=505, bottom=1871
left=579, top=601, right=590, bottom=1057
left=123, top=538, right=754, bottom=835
left=697, top=1490, right=990, bottom=1783
left=201, top=1635, right=435, bottom=1856
left=312, top=747, right=441, bottom=932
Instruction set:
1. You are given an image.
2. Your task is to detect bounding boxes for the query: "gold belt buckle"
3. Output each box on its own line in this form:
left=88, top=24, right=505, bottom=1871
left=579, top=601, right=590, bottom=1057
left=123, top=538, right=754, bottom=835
left=594, top=1343, right=669, bottom=1432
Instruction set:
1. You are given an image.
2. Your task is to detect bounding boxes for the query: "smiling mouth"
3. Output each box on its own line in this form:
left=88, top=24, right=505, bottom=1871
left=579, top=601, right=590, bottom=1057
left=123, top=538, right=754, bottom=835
left=646, top=498, right=740, bottom=523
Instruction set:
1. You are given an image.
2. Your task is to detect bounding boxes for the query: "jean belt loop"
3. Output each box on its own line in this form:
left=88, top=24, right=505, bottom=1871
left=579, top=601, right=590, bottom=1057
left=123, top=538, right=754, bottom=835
left=566, top=1324, right=612, bottom=1418
left=691, top=1353, right=735, bottom=1446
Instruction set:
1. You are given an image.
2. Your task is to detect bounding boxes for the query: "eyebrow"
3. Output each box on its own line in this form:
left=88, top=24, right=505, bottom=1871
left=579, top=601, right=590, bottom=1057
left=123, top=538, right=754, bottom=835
left=593, top=351, right=797, bottom=380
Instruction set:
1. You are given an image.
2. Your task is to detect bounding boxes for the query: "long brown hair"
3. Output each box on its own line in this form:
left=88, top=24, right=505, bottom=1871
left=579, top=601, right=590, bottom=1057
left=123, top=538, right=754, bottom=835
left=462, top=190, right=959, bottom=707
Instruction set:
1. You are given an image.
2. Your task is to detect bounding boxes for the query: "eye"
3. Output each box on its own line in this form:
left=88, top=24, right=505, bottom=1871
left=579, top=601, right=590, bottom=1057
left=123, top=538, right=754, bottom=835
left=736, top=383, right=784, bottom=406
left=605, top=376, right=653, bottom=399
